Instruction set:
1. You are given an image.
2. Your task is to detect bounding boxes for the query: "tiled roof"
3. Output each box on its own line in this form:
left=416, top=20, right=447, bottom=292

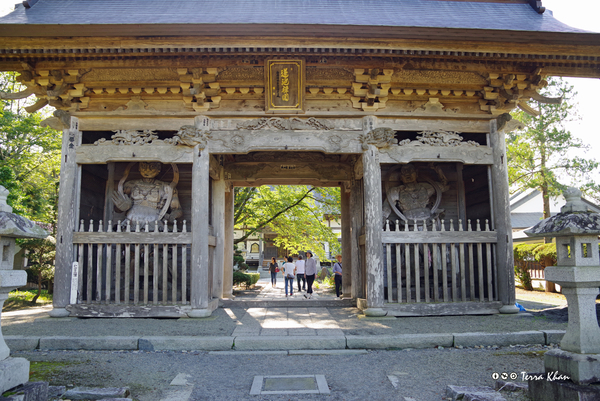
left=511, top=212, right=552, bottom=229
left=0, top=0, right=588, bottom=34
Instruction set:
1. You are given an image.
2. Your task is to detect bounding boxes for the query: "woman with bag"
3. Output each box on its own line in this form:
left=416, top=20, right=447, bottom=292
left=268, top=257, right=279, bottom=288
left=283, top=256, right=296, bottom=298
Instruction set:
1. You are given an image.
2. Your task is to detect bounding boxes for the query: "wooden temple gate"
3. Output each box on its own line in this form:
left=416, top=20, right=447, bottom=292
left=1, top=0, right=598, bottom=318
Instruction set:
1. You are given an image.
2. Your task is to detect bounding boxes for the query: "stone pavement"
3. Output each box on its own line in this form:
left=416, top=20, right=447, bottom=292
left=2, top=280, right=569, bottom=353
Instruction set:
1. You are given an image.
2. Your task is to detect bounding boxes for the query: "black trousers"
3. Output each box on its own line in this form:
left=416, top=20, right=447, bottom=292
left=306, top=274, right=316, bottom=294
left=297, top=273, right=306, bottom=291
left=334, top=275, right=342, bottom=297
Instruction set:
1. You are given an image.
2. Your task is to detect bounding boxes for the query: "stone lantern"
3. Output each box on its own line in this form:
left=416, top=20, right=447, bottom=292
left=525, top=187, right=600, bottom=399
left=0, top=186, right=47, bottom=393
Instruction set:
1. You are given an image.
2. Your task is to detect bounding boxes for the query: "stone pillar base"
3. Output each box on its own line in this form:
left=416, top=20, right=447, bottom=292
left=187, top=309, right=212, bottom=318
left=528, top=372, right=600, bottom=401
left=0, top=357, right=30, bottom=394
left=363, top=308, right=387, bottom=317
left=545, top=348, right=600, bottom=385
left=499, top=304, right=520, bottom=314
left=48, top=307, right=70, bottom=318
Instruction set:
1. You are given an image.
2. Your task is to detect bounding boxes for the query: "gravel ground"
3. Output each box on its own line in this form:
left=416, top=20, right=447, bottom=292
left=16, top=345, right=547, bottom=401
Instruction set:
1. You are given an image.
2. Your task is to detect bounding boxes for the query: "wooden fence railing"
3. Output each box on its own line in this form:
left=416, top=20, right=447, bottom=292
left=382, top=219, right=498, bottom=304
left=73, top=219, right=195, bottom=306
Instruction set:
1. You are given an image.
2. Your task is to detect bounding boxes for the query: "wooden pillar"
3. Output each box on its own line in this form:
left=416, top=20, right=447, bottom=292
left=362, top=145, right=386, bottom=316
left=188, top=143, right=212, bottom=317
left=222, top=184, right=234, bottom=299
left=212, top=166, right=225, bottom=300
left=340, top=184, right=352, bottom=298
left=50, top=118, right=80, bottom=317
left=350, top=178, right=364, bottom=300
left=489, top=120, right=518, bottom=314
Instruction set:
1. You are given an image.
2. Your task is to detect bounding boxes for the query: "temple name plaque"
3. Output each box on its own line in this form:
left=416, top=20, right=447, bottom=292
left=265, top=59, right=305, bottom=114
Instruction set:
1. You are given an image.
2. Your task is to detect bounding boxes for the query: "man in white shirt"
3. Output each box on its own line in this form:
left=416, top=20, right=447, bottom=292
left=295, top=255, right=306, bottom=292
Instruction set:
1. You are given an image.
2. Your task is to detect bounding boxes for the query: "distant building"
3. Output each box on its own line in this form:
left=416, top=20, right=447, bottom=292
left=511, top=189, right=600, bottom=243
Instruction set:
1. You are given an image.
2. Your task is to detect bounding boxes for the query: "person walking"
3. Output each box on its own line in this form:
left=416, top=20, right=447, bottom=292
left=295, top=255, right=306, bottom=292
left=283, top=256, right=296, bottom=298
left=304, top=251, right=317, bottom=299
left=268, top=257, right=279, bottom=288
left=333, top=254, right=343, bottom=298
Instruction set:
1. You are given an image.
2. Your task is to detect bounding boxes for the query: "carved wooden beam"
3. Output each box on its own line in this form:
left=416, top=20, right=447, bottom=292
left=24, top=98, right=48, bottom=113
left=0, top=88, right=33, bottom=100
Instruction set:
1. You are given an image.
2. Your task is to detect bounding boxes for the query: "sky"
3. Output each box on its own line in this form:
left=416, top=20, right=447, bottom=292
left=0, top=0, right=598, bottom=182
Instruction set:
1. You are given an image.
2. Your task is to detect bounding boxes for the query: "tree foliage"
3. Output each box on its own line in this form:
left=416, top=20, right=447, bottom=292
left=0, top=72, right=61, bottom=224
left=234, top=185, right=341, bottom=261
left=18, top=236, right=56, bottom=303
left=508, top=77, right=599, bottom=220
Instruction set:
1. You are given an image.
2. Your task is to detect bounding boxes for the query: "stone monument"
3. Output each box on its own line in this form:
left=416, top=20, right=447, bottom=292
left=525, top=187, right=600, bottom=400
left=0, top=185, right=47, bottom=393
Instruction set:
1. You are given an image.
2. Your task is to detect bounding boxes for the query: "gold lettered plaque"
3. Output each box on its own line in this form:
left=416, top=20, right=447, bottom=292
left=265, top=59, right=305, bottom=114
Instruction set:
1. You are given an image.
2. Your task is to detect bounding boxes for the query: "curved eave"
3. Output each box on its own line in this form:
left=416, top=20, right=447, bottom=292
left=1, top=23, right=600, bottom=47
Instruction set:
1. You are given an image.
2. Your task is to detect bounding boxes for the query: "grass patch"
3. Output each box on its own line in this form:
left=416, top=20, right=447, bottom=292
left=29, top=361, right=79, bottom=382
left=3, top=289, right=52, bottom=312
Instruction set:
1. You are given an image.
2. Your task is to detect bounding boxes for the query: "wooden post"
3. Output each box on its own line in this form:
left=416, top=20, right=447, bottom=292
left=340, top=185, right=352, bottom=298
left=51, top=117, right=80, bottom=317
left=489, top=120, right=518, bottom=314
left=362, top=145, right=386, bottom=316
left=350, top=178, right=364, bottom=300
left=212, top=166, right=225, bottom=300
left=188, top=143, right=212, bottom=317
left=222, top=184, right=234, bottom=299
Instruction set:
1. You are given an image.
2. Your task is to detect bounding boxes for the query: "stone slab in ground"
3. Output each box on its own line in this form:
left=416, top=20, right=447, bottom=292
left=1, top=381, right=48, bottom=401
left=446, top=385, right=506, bottom=401
left=62, top=387, right=130, bottom=400
left=494, top=380, right=528, bottom=392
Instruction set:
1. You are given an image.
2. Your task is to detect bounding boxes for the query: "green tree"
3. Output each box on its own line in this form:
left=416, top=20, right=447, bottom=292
left=234, top=185, right=341, bottom=261
left=0, top=72, right=61, bottom=223
left=508, top=77, right=599, bottom=222
left=18, top=236, right=56, bottom=303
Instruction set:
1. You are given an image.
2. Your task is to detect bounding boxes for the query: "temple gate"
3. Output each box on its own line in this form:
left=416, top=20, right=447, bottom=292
left=0, top=0, right=598, bottom=318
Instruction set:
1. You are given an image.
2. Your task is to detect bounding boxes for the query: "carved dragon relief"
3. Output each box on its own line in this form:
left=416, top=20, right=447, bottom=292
left=398, top=131, right=480, bottom=147
left=237, top=117, right=334, bottom=130
left=94, top=125, right=212, bottom=148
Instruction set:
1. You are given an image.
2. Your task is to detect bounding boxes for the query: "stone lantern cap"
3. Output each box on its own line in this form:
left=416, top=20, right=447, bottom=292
left=0, top=186, right=47, bottom=239
left=525, top=188, right=600, bottom=238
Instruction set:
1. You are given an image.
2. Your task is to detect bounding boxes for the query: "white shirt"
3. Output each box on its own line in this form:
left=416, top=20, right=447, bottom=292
left=283, top=262, right=296, bottom=278
left=295, top=259, right=306, bottom=274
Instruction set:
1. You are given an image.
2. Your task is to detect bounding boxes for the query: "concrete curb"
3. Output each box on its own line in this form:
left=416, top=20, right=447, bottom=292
left=346, top=333, right=453, bottom=349
left=453, top=331, right=546, bottom=347
left=233, top=335, right=346, bottom=351
left=5, top=336, right=39, bottom=351
left=6, top=330, right=566, bottom=353
left=39, top=336, right=139, bottom=351
left=138, top=336, right=233, bottom=351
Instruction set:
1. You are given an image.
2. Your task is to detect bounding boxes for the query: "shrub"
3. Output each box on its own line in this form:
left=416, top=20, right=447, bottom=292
left=513, top=243, right=539, bottom=291
left=233, top=271, right=260, bottom=288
